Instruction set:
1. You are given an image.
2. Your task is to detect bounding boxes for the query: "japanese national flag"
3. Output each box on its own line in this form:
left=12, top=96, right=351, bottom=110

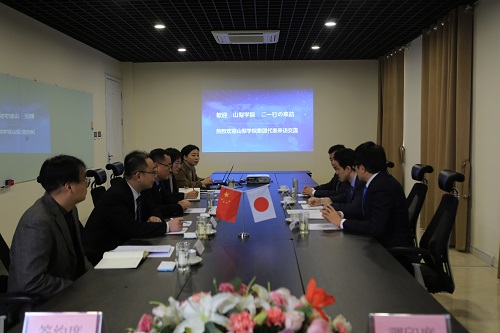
left=246, top=184, right=276, bottom=223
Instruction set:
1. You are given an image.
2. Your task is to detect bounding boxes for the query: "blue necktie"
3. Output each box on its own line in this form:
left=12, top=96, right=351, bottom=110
left=347, top=185, right=354, bottom=202
left=136, top=196, right=142, bottom=222
left=361, top=187, right=368, bottom=216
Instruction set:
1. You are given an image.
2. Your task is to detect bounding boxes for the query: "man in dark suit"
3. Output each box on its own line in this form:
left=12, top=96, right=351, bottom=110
left=9, top=155, right=93, bottom=300
left=302, top=144, right=350, bottom=197
left=308, top=148, right=365, bottom=219
left=322, top=142, right=412, bottom=249
left=83, top=151, right=184, bottom=266
left=141, top=148, right=192, bottom=217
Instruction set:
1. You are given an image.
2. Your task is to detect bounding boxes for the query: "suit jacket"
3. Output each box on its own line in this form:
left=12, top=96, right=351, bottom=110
left=176, top=162, right=205, bottom=188
left=8, top=192, right=92, bottom=300
left=141, top=180, right=184, bottom=218
left=332, top=176, right=365, bottom=219
left=343, top=172, right=412, bottom=248
left=313, top=174, right=350, bottom=198
left=166, top=174, right=185, bottom=201
left=83, top=177, right=167, bottom=266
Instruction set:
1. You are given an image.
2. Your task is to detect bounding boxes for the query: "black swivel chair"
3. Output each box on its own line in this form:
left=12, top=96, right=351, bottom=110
left=0, top=233, right=40, bottom=331
left=391, top=169, right=465, bottom=294
left=407, top=164, right=434, bottom=246
left=106, top=161, right=124, bottom=186
left=86, top=168, right=107, bottom=206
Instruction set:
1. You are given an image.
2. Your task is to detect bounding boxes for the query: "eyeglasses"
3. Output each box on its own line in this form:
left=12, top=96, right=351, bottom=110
left=157, top=161, right=172, bottom=168
left=75, top=177, right=91, bottom=188
left=137, top=170, right=157, bottom=175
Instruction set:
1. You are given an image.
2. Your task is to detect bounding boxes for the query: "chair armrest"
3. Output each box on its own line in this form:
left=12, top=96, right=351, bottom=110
left=388, top=247, right=431, bottom=257
left=0, top=292, right=41, bottom=305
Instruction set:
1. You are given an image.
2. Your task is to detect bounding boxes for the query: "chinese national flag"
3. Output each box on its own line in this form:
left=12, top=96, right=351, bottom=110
left=216, top=186, right=243, bottom=223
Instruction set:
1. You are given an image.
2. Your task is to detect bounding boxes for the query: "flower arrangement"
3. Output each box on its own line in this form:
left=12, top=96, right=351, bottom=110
left=131, top=277, right=351, bottom=333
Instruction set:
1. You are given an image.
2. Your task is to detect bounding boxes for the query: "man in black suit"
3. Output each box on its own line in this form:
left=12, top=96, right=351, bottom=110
left=308, top=148, right=365, bottom=219
left=322, top=142, right=412, bottom=249
left=83, top=151, right=183, bottom=266
left=141, top=148, right=192, bottom=217
left=302, top=144, right=350, bottom=197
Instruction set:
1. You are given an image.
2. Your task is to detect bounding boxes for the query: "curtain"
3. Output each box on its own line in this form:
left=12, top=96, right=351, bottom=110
left=378, top=49, right=405, bottom=184
left=420, top=6, right=473, bottom=251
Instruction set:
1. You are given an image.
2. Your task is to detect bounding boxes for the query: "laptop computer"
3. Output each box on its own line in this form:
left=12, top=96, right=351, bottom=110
left=212, top=165, right=234, bottom=185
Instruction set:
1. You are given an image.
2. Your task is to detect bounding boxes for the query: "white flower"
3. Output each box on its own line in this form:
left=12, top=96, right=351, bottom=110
left=251, top=283, right=270, bottom=301
left=152, top=297, right=183, bottom=326
left=173, top=293, right=232, bottom=333
left=332, top=314, right=352, bottom=333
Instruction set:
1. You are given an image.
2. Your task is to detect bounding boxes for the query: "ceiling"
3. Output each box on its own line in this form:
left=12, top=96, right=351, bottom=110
left=1, top=0, right=476, bottom=63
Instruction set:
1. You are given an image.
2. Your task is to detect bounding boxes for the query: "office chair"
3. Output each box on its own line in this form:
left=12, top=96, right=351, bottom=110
left=407, top=164, right=434, bottom=246
left=0, top=233, right=40, bottom=332
left=390, top=169, right=465, bottom=294
left=106, top=162, right=124, bottom=186
left=86, top=168, right=107, bottom=206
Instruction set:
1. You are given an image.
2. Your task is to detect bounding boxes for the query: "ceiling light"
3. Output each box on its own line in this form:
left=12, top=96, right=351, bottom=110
left=154, top=24, right=165, bottom=29
left=311, top=45, right=320, bottom=50
left=325, top=21, right=336, bottom=27
left=178, top=48, right=186, bottom=52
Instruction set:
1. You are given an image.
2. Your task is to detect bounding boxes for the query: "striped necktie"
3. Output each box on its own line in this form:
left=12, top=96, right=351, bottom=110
left=136, top=196, right=142, bottom=222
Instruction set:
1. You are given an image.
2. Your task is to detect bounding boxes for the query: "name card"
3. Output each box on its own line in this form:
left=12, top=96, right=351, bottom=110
left=23, top=312, right=103, bottom=333
left=193, top=239, right=205, bottom=255
left=210, top=217, right=218, bottom=228
left=369, top=313, right=451, bottom=333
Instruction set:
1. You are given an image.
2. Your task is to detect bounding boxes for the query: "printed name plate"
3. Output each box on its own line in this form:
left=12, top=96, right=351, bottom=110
left=23, top=312, right=103, bottom=333
left=369, top=313, right=451, bottom=333
left=193, top=239, right=205, bottom=255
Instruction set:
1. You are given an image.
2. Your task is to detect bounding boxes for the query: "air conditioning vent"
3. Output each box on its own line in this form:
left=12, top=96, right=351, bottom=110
left=212, top=30, right=280, bottom=44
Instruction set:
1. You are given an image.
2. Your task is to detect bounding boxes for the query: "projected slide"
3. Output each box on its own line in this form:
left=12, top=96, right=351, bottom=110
left=202, top=89, right=313, bottom=152
left=0, top=104, right=50, bottom=153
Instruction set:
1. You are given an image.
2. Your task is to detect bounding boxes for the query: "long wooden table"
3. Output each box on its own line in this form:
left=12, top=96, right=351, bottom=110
left=10, top=171, right=468, bottom=333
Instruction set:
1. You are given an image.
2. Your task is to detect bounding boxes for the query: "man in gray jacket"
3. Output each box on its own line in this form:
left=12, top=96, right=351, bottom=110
left=8, top=155, right=92, bottom=300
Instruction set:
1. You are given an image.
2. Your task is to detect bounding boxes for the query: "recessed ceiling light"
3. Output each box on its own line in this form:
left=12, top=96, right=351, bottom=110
left=178, top=48, right=186, bottom=52
left=311, top=45, right=320, bottom=50
left=325, top=21, right=336, bottom=27
left=154, top=24, right=166, bottom=29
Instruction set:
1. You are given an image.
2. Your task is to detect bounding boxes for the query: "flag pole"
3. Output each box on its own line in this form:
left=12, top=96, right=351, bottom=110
left=238, top=191, right=249, bottom=239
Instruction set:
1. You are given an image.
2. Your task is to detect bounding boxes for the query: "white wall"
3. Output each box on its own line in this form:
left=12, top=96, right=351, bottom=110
left=122, top=61, right=378, bottom=183
left=470, top=0, right=500, bottom=265
left=0, top=4, right=121, bottom=245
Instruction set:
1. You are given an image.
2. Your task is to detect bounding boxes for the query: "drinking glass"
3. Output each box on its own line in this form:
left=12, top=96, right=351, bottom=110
left=299, top=212, right=309, bottom=235
left=176, top=241, right=190, bottom=272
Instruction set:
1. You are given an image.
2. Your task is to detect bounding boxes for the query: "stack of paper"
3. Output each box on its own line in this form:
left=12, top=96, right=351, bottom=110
left=113, top=245, right=174, bottom=258
left=95, top=250, right=148, bottom=269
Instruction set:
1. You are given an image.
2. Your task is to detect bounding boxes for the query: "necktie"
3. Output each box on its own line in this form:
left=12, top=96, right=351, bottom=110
left=361, top=187, right=368, bottom=216
left=136, top=196, right=142, bottom=222
left=347, top=185, right=354, bottom=202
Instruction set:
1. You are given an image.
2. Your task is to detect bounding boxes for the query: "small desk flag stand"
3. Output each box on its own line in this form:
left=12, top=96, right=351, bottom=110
left=238, top=192, right=249, bottom=239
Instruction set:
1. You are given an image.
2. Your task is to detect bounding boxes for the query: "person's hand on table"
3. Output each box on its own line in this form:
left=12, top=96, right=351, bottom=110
left=308, top=197, right=332, bottom=206
left=321, top=205, right=342, bottom=226
left=168, top=217, right=184, bottom=232
left=302, top=186, right=313, bottom=196
left=185, top=190, right=198, bottom=199
left=202, top=177, right=213, bottom=185
left=178, top=199, right=191, bottom=210
left=147, top=216, right=162, bottom=223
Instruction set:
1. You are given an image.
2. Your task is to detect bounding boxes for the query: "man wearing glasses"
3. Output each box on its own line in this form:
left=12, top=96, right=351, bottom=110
left=83, top=151, right=183, bottom=266
left=141, top=148, right=192, bottom=217
left=9, top=155, right=93, bottom=300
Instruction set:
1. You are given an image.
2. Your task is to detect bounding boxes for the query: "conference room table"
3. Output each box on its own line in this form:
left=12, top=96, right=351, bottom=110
left=10, top=171, right=468, bottom=333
